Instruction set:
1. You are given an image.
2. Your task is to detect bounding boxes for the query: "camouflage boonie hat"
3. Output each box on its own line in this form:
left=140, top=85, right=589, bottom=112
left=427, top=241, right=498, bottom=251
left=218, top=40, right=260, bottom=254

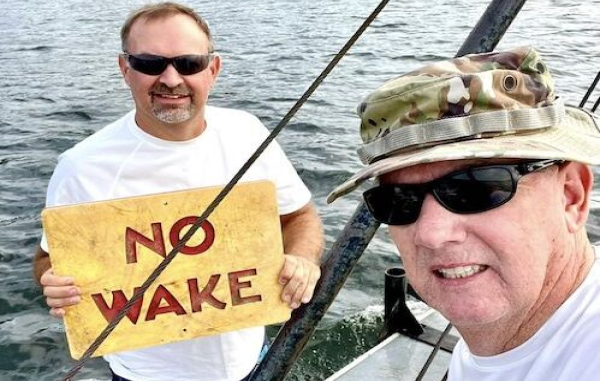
left=327, top=46, right=600, bottom=203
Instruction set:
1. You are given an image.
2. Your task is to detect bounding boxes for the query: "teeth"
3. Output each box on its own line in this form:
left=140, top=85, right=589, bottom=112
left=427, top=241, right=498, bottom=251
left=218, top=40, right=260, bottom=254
left=160, top=94, right=185, bottom=98
left=437, top=265, right=485, bottom=279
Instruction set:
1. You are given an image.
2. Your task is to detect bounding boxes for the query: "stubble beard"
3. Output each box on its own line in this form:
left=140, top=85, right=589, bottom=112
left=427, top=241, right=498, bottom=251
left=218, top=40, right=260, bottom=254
left=149, top=83, right=197, bottom=124
left=152, top=104, right=196, bottom=124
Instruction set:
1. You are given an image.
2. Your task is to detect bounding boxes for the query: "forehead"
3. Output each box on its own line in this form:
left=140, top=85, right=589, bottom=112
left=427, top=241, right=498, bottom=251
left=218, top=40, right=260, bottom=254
left=127, top=14, right=210, bottom=53
left=380, top=159, right=516, bottom=184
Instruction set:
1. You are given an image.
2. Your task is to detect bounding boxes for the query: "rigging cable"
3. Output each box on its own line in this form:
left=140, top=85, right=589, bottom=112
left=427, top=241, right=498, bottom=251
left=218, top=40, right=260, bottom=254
left=415, top=323, right=453, bottom=381
left=579, top=70, right=600, bottom=109
left=60, top=0, right=391, bottom=380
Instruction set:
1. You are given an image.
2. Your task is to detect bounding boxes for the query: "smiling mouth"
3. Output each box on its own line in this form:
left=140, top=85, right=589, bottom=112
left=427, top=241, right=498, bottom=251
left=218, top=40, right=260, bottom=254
left=436, top=265, right=487, bottom=279
left=153, top=93, right=190, bottom=98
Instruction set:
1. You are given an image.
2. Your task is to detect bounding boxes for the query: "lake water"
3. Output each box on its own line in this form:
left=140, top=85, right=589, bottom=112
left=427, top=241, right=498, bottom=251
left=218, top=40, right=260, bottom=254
left=1, top=0, right=599, bottom=380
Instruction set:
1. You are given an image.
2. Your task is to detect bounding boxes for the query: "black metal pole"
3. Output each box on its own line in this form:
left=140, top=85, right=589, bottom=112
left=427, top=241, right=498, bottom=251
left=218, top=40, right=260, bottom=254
left=250, top=0, right=529, bottom=380
left=456, top=0, right=528, bottom=57
left=249, top=202, right=381, bottom=381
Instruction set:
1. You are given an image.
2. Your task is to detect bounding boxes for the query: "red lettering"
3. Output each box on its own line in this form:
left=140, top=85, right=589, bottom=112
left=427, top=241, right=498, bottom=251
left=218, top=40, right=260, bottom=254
left=188, top=276, right=227, bottom=312
left=92, top=268, right=262, bottom=325
left=229, top=269, right=262, bottom=306
left=169, top=216, right=215, bottom=255
left=125, top=223, right=166, bottom=264
left=91, top=288, right=144, bottom=324
left=145, top=285, right=187, bottom=321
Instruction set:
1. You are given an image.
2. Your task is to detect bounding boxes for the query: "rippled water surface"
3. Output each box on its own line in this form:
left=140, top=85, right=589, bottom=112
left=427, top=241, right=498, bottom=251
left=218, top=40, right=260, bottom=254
left=1, top=0, right=599, bottom=380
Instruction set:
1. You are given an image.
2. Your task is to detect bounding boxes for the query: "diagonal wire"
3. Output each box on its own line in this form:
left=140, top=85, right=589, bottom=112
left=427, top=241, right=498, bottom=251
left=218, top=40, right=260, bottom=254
left=579, top=71, right=600, bottom=109
left=415, top=323, right=453, bottom=381
left=592, top=94, right=600, bottom=113
left=61, top=0, right=390, bottom=379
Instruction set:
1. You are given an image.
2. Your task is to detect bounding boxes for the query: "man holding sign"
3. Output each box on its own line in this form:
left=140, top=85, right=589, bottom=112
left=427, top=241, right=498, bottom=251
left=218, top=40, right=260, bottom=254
left=32, top=2, right=323, bottom=381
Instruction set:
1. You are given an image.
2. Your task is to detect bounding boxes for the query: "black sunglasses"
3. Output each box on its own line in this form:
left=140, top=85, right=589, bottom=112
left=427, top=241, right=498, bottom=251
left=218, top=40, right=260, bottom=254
left=363, top=159, right=564, bottom=226
left=122, top=53, right=214, bottom=76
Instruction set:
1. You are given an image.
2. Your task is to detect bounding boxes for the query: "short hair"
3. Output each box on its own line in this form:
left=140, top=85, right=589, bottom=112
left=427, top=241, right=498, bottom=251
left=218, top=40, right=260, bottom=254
left=120, top=2, right=214, bottom=52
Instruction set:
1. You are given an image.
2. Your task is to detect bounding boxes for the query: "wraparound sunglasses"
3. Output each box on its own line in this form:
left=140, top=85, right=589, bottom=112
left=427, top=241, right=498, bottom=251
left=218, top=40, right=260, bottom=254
left=363, top=159, right=564, bottom=226
left=122, top=53, right=214, bottom=76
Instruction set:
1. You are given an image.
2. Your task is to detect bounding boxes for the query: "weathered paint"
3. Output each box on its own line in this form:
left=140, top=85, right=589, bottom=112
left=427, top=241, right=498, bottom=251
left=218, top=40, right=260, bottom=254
left=42, top=180, right=290, bottom=359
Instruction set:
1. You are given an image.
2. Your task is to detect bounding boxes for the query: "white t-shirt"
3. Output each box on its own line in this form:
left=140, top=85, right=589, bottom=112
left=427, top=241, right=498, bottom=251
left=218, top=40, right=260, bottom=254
left=41, top=106, right=311, bottom=381
left=448, top=246, right=600, bottom=381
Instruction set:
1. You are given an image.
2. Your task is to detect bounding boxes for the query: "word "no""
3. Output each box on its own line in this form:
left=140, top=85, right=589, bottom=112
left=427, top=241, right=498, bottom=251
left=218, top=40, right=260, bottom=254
left=125, top=216, right=215, bottom=264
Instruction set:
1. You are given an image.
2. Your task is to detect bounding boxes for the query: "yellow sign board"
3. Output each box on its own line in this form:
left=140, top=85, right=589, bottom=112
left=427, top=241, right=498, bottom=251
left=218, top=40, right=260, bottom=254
left=41, top=181, right=290, bottom=359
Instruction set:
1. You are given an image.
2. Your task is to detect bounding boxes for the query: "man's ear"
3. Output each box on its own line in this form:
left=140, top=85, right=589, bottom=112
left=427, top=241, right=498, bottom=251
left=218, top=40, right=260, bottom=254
left=118, top=55, right=131, bottom=87
left=561, top=162, right=593, bottom=233
left=209, top=53, right=222, bottom=84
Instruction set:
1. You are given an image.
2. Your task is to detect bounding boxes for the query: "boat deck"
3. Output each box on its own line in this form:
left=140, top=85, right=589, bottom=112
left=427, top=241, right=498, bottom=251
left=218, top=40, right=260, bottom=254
left=326, top=309, right=455, bottom=381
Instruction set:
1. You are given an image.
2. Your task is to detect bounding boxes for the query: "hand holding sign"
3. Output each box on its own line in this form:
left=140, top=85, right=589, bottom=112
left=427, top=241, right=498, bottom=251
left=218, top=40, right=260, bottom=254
left=40, top=268, right=81, bottom=318
left=279, top=255, right=321, bottom=309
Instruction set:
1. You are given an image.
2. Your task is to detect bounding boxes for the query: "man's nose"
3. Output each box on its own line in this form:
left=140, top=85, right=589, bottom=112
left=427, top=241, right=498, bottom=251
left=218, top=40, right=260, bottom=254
left=412, top=194, right=467, bottom=250
left=158, top=64, right=184, bottom=88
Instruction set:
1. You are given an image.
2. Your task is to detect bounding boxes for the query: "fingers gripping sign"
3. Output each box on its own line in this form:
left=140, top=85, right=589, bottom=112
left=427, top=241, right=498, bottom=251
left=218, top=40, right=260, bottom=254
left=40, top=268, right=81, bottom=318
left=279, top=254, right=321, bottom=309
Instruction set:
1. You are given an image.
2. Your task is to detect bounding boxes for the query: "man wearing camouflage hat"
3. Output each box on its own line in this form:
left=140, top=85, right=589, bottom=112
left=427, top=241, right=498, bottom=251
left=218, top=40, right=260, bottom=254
left=328, top=46, right=600, bottom=379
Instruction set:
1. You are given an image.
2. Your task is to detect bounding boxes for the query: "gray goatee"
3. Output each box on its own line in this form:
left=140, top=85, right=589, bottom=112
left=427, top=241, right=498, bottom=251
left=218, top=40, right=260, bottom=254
left=152, top=104, right=195, bottom=124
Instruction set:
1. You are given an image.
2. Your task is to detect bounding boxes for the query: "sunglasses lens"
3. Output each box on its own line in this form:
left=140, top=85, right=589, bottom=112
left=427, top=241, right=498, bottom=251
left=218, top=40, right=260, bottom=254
left=436, top=167, right=515, bottom=213
left=364, top=166, right=519, bottom=225
left=173, top=55, right=211, bottom=75
left=127, top=54, right=167, bottom=75
left=364, top=184, right=423, bottom=225
left=126, top=54, right=212, bottom=76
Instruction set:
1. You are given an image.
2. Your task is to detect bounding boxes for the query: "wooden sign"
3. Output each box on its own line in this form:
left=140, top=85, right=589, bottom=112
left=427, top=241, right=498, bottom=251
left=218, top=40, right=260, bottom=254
left=41, top=180, right=290, bottom=359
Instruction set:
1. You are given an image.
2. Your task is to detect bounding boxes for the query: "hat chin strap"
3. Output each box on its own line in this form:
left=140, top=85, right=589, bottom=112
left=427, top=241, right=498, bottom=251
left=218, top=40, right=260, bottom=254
left=358, top=98, right=566, bottom=165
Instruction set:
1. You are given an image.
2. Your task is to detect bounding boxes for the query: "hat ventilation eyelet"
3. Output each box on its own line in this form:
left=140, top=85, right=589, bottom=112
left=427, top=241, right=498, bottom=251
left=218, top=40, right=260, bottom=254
left=536, top=62, right=546, bottom=74
left=503, top=75, right=518, bottom=91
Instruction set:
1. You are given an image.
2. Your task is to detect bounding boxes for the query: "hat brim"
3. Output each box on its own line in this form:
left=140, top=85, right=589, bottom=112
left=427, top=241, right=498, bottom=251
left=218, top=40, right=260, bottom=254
left=327, top=106, right=600, bottom=204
